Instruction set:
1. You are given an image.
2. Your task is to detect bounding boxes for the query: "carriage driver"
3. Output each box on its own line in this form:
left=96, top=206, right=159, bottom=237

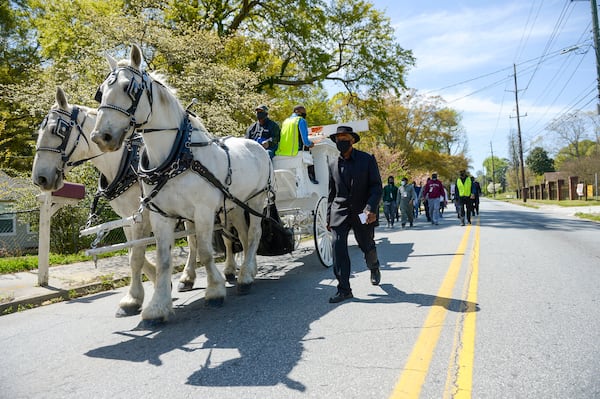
left=245, top=105, right=281, bottom=159
left=327, top=126, right=383, bottom=303
left=275, top=104, right=318, bottom=184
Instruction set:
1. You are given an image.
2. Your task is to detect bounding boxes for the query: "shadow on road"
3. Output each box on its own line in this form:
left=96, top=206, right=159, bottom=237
left=85, top=241, right=480, bottom=391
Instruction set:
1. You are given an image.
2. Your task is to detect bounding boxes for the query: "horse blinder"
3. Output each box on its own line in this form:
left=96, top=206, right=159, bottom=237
left=94, top=87, right=103, bottom=103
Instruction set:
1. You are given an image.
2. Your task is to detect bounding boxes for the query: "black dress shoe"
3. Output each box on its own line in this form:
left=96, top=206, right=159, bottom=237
left=329, top=291, right=353, bottom=303
left=370, top=268, right=381, bottom=285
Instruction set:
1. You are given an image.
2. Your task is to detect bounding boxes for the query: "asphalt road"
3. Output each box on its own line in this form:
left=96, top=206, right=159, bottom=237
left=0, top=198, right=598, bottom=399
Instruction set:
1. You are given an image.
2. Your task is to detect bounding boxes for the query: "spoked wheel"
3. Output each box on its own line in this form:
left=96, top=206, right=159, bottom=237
left=313, top=196, right=333, bottom=268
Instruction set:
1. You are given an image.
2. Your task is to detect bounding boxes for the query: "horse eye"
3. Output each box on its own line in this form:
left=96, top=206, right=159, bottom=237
left=107, top=73, right=117, bottom=85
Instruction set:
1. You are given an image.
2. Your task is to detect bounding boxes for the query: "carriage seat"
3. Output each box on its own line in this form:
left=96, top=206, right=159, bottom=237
left=272, top=152, right=313, bottom=169
left=272, top=152, right=314, bottom=201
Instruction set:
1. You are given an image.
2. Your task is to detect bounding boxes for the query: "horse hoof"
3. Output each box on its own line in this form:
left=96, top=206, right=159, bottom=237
left=177, top=281, right=194, bottom=292
left=138, top=318, right=166, bottom=329
left=225, top=273, right=236, bottom=283
left=115, top=305, right=141, bottom=318
left=237, top=283, right=252, bottom=295
left=205, top=297, right=224, bottom=308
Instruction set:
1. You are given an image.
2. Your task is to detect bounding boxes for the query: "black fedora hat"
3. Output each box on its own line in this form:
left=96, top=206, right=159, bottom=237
left=330, top=125, right=361, bottom=143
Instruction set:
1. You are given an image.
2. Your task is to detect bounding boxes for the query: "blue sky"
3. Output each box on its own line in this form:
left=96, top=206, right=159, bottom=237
left=369, top=0, right=597, bottom=174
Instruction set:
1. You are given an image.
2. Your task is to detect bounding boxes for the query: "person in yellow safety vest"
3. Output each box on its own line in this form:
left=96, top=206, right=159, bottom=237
left=275, top=104, right=318, bottom=184
left=456, top=169, right=475, bottom=226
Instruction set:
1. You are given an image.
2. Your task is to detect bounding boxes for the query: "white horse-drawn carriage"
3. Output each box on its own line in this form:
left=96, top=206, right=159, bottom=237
left=32, top=45, right=367, bottom=323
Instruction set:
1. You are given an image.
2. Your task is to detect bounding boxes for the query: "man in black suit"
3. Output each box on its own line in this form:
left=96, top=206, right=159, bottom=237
left=327, top=126, right=383, bottom=303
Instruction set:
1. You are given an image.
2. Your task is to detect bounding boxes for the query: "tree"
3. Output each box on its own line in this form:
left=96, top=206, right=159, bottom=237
left=525, top=146, right=554, bottom=175
left=554, top=139, right=599, bottom=169
left=164, top=0, right=415, bottom=95
left=483, top=155, right=508, bottom=191
left=352, top=89, right=468, bottom=179
left=1, top=0, right=415, bottom=174
left=546, top=111, right=590, bottom=159
left=0, top=0, right=42, bottom=172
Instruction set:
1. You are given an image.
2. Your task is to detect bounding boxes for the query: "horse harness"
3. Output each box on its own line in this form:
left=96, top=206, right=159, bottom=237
left=86, top=135, right=143, bottom=227
left=36, top=106, right=98, bottom=174
left=35, top=105, right=147, bottom=227
left=136, top=113, right=273, bottom=223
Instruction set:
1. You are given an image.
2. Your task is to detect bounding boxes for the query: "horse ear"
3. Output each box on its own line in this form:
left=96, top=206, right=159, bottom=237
left=131, top=44, right=143, bottom=70
left=55, top=86, right=69, bottom=110
left=106, top=53, right=118, bottom=71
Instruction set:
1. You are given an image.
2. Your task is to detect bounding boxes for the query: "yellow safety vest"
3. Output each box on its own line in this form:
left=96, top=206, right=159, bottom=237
left=275, top=115, right=301, bottom=156
left=456, top=177, right=472, bottom=197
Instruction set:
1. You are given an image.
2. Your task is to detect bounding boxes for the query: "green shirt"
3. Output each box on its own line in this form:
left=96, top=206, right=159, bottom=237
left=382, top=184, right=398, bottom=202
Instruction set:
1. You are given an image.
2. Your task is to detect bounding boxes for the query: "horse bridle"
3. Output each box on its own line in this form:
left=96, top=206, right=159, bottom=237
left=94, top=66, right=154, bottom=131
left=36, top=106, right=96, bottom=173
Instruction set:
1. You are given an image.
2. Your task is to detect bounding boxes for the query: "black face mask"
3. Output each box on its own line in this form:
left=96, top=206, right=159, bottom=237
left=299, top=112, right=307, bottom=118
left=336, top=140, right=351, bottom=153
left=256, top=111, right=267, bottom=120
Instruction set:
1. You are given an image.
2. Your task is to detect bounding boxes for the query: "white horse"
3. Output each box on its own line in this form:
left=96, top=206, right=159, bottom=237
left=31, top=87, right=210, bottom=317
left=90, top=45, right=273, bottom=323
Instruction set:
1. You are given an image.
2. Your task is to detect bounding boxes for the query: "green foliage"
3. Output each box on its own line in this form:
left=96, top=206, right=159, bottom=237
left=554, top=139, right=599, bottom=169
left=163, top=0, right=415, bottom=95
left=525, top=147, right=555, bottom=175
left=483, top=156, right=509, bottom=190
left=2, top=0, right=417, bottom=176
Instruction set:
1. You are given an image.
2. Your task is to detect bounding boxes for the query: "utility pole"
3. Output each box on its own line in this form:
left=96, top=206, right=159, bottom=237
left=512, top=64, right=528, bottom=202
left=490, top=141, right=496, bottom=198
left=591, top=0, right=600, bottom=114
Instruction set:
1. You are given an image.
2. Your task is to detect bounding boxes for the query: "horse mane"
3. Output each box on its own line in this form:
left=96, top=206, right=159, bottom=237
left=148, top=71, right=214, bottom=138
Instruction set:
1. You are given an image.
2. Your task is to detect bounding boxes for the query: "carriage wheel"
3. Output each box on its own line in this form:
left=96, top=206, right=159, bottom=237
left=313, top=196, right=333, bottom=268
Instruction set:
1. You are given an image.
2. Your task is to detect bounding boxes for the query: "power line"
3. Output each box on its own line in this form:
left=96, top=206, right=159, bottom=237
left=521, top=0, right=575, bottom=94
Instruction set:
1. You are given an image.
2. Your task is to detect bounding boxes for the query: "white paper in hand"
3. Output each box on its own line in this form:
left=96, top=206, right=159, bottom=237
left=359, top=212, right=368, bottom=224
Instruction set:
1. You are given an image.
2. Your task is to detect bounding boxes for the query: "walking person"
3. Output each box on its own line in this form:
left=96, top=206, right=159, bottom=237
left=413, top=181, right=421, bottom=219
left=382, top=176, right=398, bottom=228
left=327, top=126, right=383, bottom=303
left=456, top=170, right=475, bottom=226
left=422, top=173, right=445, bottom=225
left=398, top=177, right=416, bottom=228
left=450, top=182, right=460, bottom=218
left=471, top=177, right=482, bottom=216
left=420, top=178, right=431, bottom=222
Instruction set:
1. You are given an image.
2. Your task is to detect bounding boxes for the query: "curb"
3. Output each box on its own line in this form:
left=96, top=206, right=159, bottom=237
left=0, top=276, right=131, bottom=316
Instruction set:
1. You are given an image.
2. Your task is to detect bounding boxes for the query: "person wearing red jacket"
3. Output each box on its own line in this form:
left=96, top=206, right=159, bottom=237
left=422, top=173, right=446, bottom=225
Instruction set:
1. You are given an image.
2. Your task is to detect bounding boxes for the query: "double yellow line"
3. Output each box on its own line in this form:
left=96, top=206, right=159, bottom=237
left=389, top=221, right=481, bottom=399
